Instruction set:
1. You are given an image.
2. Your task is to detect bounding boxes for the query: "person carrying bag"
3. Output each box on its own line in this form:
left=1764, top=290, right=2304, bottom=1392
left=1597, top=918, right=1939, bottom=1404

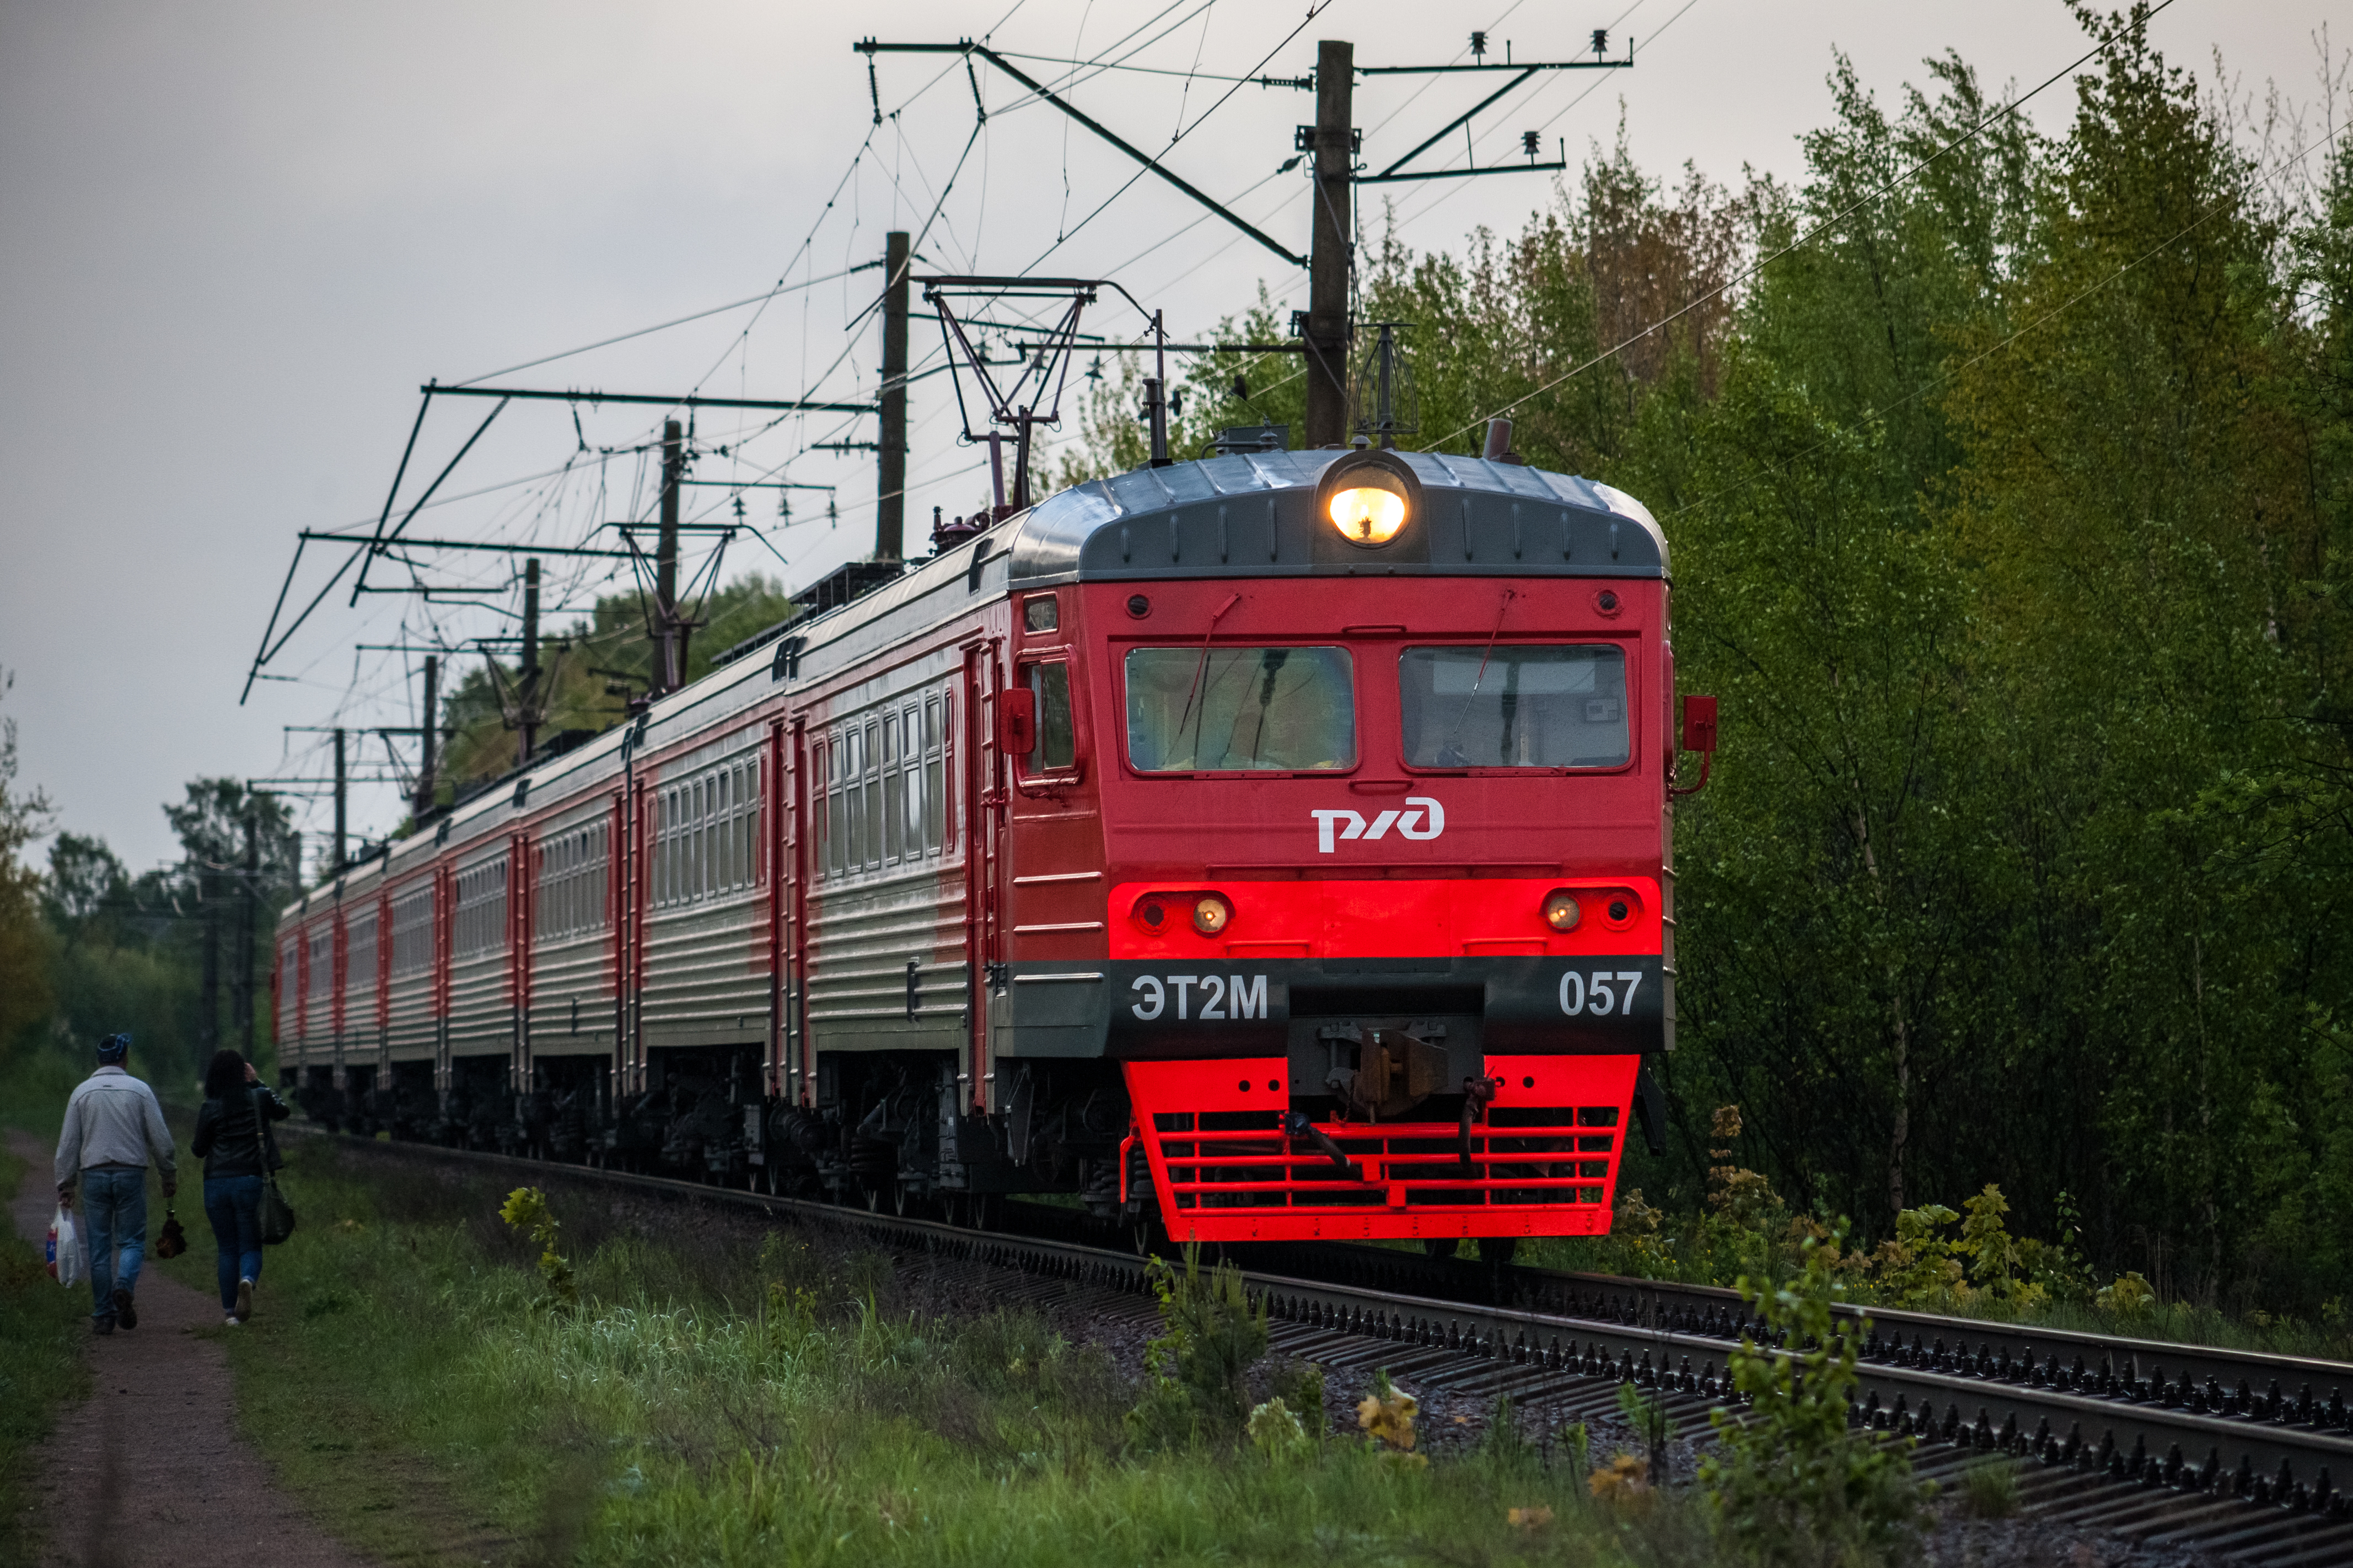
left=53, top=1032, right=177, bottom=1335
left=191, top=1049, right=292, bottom=1325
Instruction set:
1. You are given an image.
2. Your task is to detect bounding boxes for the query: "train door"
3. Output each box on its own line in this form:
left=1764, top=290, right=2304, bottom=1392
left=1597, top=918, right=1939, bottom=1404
left=621, top=774, right=650, bottom=1095
left=962, top=637, right=1009, bottom=1113
left=776, top=716, right=809, bottom=1105
left=511, top=829, right=534, bottom=1094
left=432, top=863, right=453, bottom=1096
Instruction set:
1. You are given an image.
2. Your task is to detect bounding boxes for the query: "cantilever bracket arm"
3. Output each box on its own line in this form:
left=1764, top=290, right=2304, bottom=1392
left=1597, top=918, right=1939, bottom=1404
left=858, top=40, right=1306, bottom=269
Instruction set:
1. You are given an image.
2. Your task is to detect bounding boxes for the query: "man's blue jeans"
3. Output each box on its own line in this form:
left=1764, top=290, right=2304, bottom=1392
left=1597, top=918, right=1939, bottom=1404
left=203, top=1175, right=265, bottom=1313
left=79, top=1166, right=147, bottom=1320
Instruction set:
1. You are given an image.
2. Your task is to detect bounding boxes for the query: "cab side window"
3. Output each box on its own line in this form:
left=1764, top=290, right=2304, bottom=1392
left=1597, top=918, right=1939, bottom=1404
left=1028, top=662, right=1076, bottom=772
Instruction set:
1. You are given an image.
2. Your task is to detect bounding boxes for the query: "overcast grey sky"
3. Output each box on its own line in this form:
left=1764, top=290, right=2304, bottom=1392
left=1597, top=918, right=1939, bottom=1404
left=0, top=0, right=2335, bottom=872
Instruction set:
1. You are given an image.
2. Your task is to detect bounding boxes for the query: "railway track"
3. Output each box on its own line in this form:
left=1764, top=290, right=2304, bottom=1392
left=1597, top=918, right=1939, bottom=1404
left=308, top=1132, right=2353, bottom=1566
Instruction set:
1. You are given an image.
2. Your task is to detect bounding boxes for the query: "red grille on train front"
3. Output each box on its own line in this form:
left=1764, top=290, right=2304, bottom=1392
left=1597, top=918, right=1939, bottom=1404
left=1120, top=1055, right=1638, bottom=1244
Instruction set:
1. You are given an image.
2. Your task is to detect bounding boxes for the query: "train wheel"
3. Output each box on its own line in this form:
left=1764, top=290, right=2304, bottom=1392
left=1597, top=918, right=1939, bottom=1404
left=863, top=1183, right=884, bottom=1213
left=1423, top=1237, right=1462, bottom=1260
left=940, top=1192, right=966, bottom=1227
left=1128, top=1213, right=1161, bottom=1256
left=970, top=1193, right=1000, bottom=1232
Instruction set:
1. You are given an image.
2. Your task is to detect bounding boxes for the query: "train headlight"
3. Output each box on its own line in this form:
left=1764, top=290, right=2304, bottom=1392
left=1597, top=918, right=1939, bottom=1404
left=1313, top=449, right=1423, bottom=558
left=1541, top=889, right=1582, bottom=932
left=1192, top=894, right=1233, bottom=935
left=1327, top=483, right=1408, bottom=545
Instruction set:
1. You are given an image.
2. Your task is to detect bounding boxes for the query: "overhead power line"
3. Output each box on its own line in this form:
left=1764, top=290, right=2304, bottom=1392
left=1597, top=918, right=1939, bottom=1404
left=858, top=38, right=1308, bottom=267
left=450, top=261, right=885, bottom=389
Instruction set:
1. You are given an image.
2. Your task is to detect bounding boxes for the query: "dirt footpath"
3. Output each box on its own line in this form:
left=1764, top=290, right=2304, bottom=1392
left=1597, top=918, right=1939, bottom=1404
left=8, top=1129, right=371, bottom=1568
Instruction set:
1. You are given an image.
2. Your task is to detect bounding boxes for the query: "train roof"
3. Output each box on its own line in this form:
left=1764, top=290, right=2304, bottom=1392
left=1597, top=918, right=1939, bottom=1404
left=279, top=451, right=1659, bottom=925
left=1006, top=449, right=1664, bottom=586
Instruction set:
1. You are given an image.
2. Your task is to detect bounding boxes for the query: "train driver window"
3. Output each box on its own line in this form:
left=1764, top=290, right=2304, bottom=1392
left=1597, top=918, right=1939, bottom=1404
left=1123, top=646, right=1356, bottom=772
left=1024, top=662, right=1077, bottom=772
left=1398, top=644, right=1630, bottom=769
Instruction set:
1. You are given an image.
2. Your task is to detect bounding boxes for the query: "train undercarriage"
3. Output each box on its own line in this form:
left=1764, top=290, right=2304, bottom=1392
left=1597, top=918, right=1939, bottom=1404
left=292, top=1026, right=1652, bottom=1264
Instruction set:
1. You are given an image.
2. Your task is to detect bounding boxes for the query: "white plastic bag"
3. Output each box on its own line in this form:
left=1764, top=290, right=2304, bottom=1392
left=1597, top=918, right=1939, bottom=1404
left=47, top=1207, right=85, bottom=1289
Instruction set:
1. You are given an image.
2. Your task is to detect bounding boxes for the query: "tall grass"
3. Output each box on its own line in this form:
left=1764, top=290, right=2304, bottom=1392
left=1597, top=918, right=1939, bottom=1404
left=0, top=1143, right=96, bottom=1565
left=178, top=1139, right=1721, bottom=1567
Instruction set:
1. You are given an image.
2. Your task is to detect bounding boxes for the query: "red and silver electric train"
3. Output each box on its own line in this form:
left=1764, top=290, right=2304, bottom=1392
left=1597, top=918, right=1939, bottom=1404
left=273, top=442, right=1712, bottom=1256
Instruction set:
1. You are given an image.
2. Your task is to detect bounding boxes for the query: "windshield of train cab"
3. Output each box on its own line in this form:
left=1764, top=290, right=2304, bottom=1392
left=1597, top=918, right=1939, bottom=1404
left=1399, top=645, right=1629, bottom=769
left=1124, top=646, right=1356, bottom=772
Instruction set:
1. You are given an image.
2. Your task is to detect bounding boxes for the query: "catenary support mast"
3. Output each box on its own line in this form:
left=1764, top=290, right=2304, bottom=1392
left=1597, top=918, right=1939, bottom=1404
left=654, top=419, right=685, bottom=692
left=1304, top=41, right=1355, bottom=449
left=878, top=230, right=910, bottom=561
left=416, top=655, right=438, bottom=819
left=518, top=557, right=541, bottom=767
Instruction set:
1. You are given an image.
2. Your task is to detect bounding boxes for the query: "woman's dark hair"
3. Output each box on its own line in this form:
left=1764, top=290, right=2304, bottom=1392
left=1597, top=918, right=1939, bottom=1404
left=205, top=1049, right=248, bottom=1100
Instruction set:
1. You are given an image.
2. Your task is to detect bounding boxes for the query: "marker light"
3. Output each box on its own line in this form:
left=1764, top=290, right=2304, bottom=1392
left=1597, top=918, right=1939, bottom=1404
left=1541, top=889, right=1582, bottom=933
left=1192, top=895, right=1233, bottom=935
left=1327, top=484, right=1408, bottom=545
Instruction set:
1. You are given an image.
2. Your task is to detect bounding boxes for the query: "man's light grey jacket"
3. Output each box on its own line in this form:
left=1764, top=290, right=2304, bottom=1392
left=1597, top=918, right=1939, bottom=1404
left=54, top=1065, right=178, bottom=1192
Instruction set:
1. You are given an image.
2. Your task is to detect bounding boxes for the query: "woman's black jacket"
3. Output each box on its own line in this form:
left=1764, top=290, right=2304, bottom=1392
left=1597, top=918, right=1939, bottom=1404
left=192, top=1088, right=290, bottom=1179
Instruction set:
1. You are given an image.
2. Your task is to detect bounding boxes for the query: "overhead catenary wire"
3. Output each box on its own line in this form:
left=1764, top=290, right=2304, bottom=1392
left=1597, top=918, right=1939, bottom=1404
left=1007, top=0, right=1342, bottom=277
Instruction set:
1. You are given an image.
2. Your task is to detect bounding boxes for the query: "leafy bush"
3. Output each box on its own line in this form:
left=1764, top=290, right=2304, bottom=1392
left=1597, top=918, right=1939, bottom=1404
left=498, top=1186, right=577, bottom=1308
left=1702, top=1225, right=1934, bottom=1566
left=2096, top=1270, right=2156, bottom=1316
left=1124, top=1246, right=1267, bottom=1447
left=1245, top=1396, right=1312, bottom=1461
left=1353, top=1370, right=1427, bottom=1471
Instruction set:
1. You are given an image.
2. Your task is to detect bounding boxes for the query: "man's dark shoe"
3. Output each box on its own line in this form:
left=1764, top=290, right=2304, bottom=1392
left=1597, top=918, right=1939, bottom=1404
left=92, top=1314, right=115, bottom=1336
left=112, top=1287, right=137, bottom=1330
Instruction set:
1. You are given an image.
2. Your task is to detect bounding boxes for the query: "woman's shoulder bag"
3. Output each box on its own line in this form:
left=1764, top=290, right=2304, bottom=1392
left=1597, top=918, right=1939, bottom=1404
left=252, top=1086, right=297, bottom=1246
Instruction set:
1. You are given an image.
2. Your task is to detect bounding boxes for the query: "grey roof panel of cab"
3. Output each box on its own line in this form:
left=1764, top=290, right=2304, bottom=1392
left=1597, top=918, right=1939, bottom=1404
left=1007, top=450, right=1666, bottom=586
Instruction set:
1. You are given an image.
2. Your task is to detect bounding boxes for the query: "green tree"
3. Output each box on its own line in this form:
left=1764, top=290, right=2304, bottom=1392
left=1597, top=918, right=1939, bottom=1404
left=1941, top=2, right=2340, bottom=1302
left=0, top=669, right=55, bottom=1061
left=1627, top=49, right=2039, bottom=1227
left=41, top=833, right=129, bottom=951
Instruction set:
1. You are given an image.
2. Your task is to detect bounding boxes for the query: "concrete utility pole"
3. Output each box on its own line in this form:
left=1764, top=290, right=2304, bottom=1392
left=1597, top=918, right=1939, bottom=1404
left=518, top=557, right=541, bottom=767
left=332, top=728, right=347, bottom=871
left=1304, top=40, right=1355, bottom=449
left=878, top=230, right=910, bottom=561
left=654, top=418, right=685, bottom=693
left=198, top=859, right=221, bottom=1053
left=234, top=806, right=259, bottom=1055
left=416, top=655, right=439, bottom=820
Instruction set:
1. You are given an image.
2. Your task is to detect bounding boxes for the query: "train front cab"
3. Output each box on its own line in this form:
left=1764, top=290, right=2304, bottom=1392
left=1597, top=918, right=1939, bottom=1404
left=995, top=448, right=1688, bottom=1248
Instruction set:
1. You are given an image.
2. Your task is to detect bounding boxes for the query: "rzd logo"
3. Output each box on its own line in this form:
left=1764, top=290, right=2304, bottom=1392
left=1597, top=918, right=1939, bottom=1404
left=1312, top=797, right=1444, bottom=853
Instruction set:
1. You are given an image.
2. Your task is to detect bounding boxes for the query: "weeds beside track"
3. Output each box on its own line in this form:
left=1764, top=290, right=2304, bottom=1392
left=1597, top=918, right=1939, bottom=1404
left=300, top=1129, right=2353, bottom=1565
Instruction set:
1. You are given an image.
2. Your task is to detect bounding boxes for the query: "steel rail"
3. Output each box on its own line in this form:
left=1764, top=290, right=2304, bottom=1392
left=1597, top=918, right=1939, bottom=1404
left=298, top=1131, right=2353, bottom=1562
left=1294, top=1242, right=2353, bottom=1426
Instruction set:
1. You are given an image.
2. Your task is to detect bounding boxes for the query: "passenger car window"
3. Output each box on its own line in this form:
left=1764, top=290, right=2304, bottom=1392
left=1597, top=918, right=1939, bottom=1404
left=1124, top=646, right=1355, bottom=772
left=1399, top=645, right=1629, bottom=768
left=1028, top=662, right=1077, bottom=771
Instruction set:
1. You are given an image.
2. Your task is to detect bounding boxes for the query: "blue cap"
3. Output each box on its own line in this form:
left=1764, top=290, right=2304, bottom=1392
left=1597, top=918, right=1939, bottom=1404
left=95, top=1033, right=130, bottom=1063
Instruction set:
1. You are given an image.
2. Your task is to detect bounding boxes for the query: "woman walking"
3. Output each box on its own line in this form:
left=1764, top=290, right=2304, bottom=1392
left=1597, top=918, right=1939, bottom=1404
left=191, top=1050, right=289, bottom=1325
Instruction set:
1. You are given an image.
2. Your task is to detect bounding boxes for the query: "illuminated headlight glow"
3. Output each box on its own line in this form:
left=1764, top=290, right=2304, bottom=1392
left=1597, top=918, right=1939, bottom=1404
left=1327, top=485, right=1408, bottom=545
left=1541, top=890, right=1582, bottom=932
left=1192, top=895, right=1233, bottom=935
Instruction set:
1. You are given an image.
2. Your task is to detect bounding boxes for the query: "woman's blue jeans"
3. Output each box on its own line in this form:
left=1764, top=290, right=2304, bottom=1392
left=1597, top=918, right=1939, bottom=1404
left=202, top=1175, right=264, bottom=1312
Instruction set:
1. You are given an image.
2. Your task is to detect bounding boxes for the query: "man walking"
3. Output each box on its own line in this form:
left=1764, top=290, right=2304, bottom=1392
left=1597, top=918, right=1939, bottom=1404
left=54, top=1033, right=177, bottom=1335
